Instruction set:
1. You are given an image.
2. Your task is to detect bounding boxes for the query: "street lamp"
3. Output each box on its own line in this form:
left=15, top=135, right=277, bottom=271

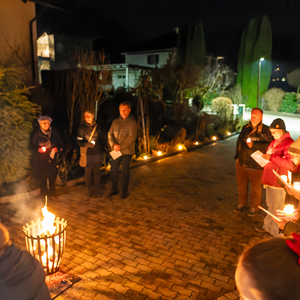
left=257, top=57, right=264, bottom=107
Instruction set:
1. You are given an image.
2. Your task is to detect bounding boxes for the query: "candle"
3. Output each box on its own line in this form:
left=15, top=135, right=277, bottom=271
left=293, top=182, right=300, bottom=190
left=288, top=171, right=292, bottom=184
left=283, top=204, right=294, bottom=217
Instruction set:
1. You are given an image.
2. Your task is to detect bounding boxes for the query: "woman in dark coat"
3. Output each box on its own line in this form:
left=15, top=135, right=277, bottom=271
left=77, top=110, right=107, bottom=197
left=30, top=115, right=62, bottom=199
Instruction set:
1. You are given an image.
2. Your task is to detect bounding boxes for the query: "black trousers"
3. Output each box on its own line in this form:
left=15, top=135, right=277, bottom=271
left=85, top=161, right=102, bottom=193
left=110, top=155, right=132, bottom=194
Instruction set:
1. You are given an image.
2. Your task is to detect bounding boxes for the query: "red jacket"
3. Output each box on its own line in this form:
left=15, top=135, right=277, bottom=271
left=262, top=132, right=294, bottom=187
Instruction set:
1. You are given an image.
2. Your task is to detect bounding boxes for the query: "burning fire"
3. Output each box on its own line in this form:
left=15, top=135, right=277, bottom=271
left=36, top=206, right=60, bottom=268
left=23, top=203, right=67, bottom=275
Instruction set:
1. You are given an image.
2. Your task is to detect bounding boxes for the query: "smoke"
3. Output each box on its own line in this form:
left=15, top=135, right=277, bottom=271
left=3, top=182, right=44, bottom=226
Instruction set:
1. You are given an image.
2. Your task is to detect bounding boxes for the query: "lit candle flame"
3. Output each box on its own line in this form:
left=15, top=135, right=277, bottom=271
left=283, top=204, right=294, bottom=216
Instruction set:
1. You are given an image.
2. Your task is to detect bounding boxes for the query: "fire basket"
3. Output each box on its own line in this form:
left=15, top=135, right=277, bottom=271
left=23, top=208, right=67, bottom=275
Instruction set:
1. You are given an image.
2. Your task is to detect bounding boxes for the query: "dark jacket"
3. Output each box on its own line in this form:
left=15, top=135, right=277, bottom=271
left=108, top=115, right=137, bottom=155
left=30, top=126, right=62, bottom=179
left=0, top=244, right=51, bottom=300
left=77, top=121, right=107, bottom=164
left=235, top=121, right=273, bottom=170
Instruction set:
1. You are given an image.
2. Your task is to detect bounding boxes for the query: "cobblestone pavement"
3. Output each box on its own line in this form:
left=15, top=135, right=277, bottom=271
left=0, top=136, right=267, bottom=300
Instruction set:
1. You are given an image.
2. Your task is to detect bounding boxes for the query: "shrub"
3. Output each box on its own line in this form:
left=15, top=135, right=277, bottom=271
left=0, top=64, right=41, bottom=188
left=278, top=92, right=297, bottom=113
left=211, top=97, right=233, bottom=121
left=202, top=91, right=219, bottom=105
left=262, top=88, right=286, bottom=112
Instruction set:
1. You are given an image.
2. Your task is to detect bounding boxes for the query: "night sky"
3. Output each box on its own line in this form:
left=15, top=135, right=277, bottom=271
left=36, top=0, right=300, bottom=69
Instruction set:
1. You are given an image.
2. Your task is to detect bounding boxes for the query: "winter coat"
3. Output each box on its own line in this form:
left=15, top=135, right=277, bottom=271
left=30, top=126, right=62, bottom=180
left=262, top=132, right=294, bottom=187
left=0, top=244, right=51, bottom=300
left=108, top=115, right=137, bottom=155
left=235, top=121, right=273, bottom=170
left=77, top=121, right=107, bottom=165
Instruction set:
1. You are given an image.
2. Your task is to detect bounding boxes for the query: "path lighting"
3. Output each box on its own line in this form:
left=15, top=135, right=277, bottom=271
left=177, top=144, right=183, bottom=150
left=257, top=58, right=264, bottom=107
left=195, top=141, right=199, bottom=145
left=157, top=151, right=162, bottom=156
left=212, top=136, right=217, bottom=141
left=227, top=132, right=231, bottom=136
left=143, top=155, right=148, bottom=160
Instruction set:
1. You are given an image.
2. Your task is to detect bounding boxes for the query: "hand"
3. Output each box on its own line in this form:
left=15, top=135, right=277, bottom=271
left=38, top=146, right=47, bottom=153
left=262, top=154, right=271, bottom=160
left=114, top=144, right=121, bottom=151
left=271, top=215, right=288, bottom=230
left=285, top=185, right=300, bottom=200
left=276, top=209, right=299, bottom=221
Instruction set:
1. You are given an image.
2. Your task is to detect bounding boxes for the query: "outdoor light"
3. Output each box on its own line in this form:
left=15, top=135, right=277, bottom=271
left=257, top=57, right=264, bottom=107
left=211, top=136, right=217, bottom=141
left=178, top=145, right=183, bottom=150
left=143, top=155, right=148, bottom=160
left=227, top=132, right=231, bottom=136
left=195, top=141, right=199, bottom=145
left=157, top=151, right=162, bottom=156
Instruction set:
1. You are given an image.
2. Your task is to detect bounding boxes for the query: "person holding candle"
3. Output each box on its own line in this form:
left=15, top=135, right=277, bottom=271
left=254, top=118, right=294, bottom=236
left=234, top=108, right=273, bottom=217
left=30, top=115, right=62, bottom=200
left=235, top=234, right=300, bottom=300
left=284, top=136, right=300, bottom=207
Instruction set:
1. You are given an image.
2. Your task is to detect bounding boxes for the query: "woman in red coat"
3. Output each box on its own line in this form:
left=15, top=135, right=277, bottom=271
left=255, top=118, right=294, bottom=236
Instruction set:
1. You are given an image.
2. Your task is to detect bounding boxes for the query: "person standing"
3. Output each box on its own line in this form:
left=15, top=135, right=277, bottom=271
left=77, top=110, right=107, bottom=197
left=30, top=115, right=62, bottom=200
left=254, top=118, right=294, bottom=236
left=234, top=108, right=273, bottom=217
left=108, top=102, right=137, bottom=199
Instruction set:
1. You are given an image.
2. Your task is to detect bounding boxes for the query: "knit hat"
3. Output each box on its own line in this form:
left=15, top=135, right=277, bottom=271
left=269, top=118, right=286, bottom=130
left=37, top=115, right=52, bottom=123
left=289, top=136, right=300, bottom=155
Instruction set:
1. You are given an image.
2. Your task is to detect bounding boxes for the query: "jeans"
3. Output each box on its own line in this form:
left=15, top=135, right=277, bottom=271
left=236, top=160, right=263, bottom=211
left=110, top=155, right=132, bottom=194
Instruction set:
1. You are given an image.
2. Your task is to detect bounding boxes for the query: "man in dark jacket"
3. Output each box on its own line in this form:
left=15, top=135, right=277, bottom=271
left=30, top=115, right=62, bottom=200
left=0, top=223, right=51, bottom=300
left=234, top=108, right=273, bottom=217
left=77, top=110, right=107, bottom=197
left=108, top=101, right=137, bottom=199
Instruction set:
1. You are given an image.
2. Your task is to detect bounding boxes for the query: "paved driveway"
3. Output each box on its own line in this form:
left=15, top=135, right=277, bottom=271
left=1, top=136, right=266, bottom=300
